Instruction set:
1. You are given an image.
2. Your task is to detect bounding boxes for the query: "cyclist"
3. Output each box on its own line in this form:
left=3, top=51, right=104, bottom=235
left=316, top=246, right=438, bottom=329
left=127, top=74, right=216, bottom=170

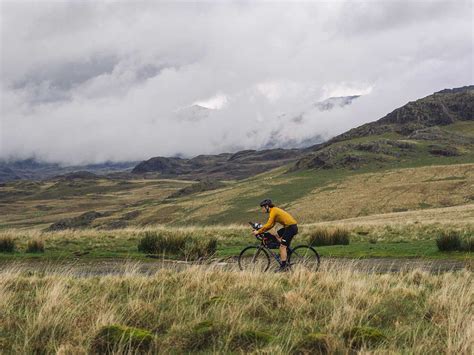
left=253, top=199, right=298, bottom=271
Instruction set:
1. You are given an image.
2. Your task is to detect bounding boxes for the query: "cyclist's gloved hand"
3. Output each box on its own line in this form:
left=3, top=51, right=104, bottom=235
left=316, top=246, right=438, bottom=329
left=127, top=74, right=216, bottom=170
left=252, top=230, right=259, bottom=236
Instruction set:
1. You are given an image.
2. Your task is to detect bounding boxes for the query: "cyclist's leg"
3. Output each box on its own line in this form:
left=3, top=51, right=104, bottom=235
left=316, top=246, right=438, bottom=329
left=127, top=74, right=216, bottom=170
left=277, top=228, right=289, bottom=264
left=279, top=225, right=298, bottom=265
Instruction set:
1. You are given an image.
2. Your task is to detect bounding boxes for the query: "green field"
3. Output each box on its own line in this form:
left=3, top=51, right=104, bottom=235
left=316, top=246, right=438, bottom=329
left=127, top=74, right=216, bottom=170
left=1, top=221, right=472, bottom=262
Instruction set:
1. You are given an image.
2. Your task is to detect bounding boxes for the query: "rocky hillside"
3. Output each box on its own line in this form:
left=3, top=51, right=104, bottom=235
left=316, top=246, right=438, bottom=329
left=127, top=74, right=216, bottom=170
left=293, top=86, right=473, bottom=171
left=327, top=86, right=473, bottom=143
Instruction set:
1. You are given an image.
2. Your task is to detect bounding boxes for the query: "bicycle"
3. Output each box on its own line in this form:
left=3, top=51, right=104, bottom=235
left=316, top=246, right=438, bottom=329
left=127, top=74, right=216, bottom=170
left=238, top=222, right=320, bottom=272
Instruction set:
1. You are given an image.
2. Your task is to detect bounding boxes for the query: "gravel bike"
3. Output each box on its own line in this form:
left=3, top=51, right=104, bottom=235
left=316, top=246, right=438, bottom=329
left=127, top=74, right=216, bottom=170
left=238, top=222, right=320, bottom=272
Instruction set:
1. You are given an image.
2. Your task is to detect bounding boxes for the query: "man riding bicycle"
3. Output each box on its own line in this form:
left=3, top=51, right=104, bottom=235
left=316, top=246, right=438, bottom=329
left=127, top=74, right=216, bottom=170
left=253, top=199, right=298, bottom=271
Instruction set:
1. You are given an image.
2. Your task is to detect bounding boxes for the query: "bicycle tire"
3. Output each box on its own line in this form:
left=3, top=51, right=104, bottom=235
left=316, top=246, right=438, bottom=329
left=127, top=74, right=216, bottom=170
left=288, top=245, right=321, bottom=271
left=238, top=246, right=271, bottom=272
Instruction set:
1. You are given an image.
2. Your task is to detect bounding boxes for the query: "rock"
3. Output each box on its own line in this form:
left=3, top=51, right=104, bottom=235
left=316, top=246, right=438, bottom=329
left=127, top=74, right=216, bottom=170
left=428, top=145, right=460, bottom=157
left=47, top=211, right=103, bottom=231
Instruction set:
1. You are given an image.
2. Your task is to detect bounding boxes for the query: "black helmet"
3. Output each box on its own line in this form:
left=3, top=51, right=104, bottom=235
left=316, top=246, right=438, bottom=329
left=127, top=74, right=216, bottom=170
left=259, top=199, right=272, bottom=207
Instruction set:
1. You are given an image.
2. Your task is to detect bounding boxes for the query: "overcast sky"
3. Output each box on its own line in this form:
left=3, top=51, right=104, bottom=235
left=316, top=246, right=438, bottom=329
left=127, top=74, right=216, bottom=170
left=1, top=0, right=472, bottom=165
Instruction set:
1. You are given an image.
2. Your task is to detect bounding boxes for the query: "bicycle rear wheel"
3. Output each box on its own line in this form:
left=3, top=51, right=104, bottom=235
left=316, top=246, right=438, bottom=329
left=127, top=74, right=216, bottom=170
left=238, top=246, right=271, bottom=272
left=288, top=245, right=320, bottom=271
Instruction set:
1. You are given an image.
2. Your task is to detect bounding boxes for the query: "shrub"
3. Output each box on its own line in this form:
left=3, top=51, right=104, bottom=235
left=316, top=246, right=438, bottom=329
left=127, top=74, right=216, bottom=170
left=137, top=232, right=217, bottom=260
left=436, top=231, right=462, bottom=251
left=292, top=333, right=333, bottom=354
left=26, top=239, right=45, bottom=253
left=0, top=236, right=15, bottom=253
left=230, top=330, right=272, bottom=351
left=342, top=326, right=386, bottom=349
left=90, top=324, right=154, bottom=354
left=309, top=228, right=350, bottom=246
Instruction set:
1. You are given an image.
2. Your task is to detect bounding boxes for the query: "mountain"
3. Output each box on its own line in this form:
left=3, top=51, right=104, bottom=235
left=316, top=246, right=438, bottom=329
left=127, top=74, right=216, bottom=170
left=132, top=86, right=473, bottom=179
left=326, top=86, right=472, bottom=143
left=293, top=85, right=473, bottom=171
left=0, top=160, right=139, bottom=183
left=132, top=149, right=306, bottom=180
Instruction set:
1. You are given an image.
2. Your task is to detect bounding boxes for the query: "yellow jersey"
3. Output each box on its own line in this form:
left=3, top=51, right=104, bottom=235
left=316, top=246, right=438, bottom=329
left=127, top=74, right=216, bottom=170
left=257, top=207, right=297, bottom=234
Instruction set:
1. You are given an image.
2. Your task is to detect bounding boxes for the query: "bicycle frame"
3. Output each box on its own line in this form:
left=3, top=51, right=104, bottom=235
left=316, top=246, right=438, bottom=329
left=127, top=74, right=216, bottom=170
left=253, top=235, right=295, bottom=267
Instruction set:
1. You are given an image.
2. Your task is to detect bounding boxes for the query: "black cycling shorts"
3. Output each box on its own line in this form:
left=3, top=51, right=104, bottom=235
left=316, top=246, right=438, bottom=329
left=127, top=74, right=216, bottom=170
left=277, top=224, right=298, bottom=247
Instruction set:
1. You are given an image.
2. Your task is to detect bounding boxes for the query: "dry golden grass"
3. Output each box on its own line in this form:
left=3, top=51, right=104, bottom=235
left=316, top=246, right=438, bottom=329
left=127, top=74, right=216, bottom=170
left=0, top=263, right=472, bottom=353
left=289, top=164, right=474, bottom=222
left=307, top=203, right=474, bottom=228
left=1, top=164, right=473, bottom=229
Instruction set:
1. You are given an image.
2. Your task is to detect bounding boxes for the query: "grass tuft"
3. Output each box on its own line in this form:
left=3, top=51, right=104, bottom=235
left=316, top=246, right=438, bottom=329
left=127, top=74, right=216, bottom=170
left=436, top=231, right=462, bottom=251
left=26, top=239, right=45, bottom=253
left=137, top=231, right=217, bottom=260
left=292, top=333, right=333, bottom=354
left=342, top=326, right=386, bottom=349
left=0, top=236, right=15, bottom=253
left=90, top=324, right=154, bottom=354
left=230, top=329, right=272, bottom=351
left=309, top=228, right=350, bottom=246
left=461, top=237, right=473, bottom=252
left=182, top=320, right=221, bottom=351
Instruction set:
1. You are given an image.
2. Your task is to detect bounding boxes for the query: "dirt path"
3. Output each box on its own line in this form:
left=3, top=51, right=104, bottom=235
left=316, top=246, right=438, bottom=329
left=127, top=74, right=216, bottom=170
left=0, top=257, right=471, bottom=276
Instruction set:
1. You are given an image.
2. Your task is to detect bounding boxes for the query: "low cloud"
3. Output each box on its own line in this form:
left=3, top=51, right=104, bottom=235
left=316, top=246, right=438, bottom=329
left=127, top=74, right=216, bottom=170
left=1, top=0, right=472, bottom=164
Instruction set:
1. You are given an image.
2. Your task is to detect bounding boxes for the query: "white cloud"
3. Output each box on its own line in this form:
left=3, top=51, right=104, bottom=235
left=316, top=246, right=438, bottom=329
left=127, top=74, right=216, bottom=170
left=0, top=0, right=472, bottom=164
left=193, top=93, right=228, bottom=110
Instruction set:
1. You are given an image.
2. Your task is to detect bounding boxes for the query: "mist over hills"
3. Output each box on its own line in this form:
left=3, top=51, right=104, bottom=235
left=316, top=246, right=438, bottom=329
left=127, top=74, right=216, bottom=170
left=132, top=85, right=473, bottom=179
left=1, top=86, right=472, bottom=183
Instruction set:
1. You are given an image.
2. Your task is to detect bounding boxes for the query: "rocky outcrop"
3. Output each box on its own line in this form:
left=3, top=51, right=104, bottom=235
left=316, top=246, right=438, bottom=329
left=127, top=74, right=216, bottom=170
left=47, top=211, right=103, bottom=231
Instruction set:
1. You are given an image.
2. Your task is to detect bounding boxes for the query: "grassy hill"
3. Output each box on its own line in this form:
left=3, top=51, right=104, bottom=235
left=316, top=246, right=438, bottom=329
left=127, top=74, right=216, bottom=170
left=0, top=160, right=472, bottom=229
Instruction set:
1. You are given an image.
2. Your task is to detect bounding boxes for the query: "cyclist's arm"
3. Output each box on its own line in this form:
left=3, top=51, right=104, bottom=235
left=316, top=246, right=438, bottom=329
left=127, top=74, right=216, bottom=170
left=257, top=210, right=276, bottom=234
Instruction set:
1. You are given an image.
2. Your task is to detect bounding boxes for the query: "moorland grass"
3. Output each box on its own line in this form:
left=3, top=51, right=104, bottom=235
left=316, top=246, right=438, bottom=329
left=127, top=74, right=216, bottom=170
left=0, top=223, right=472, bottom=261
left=2, top=161, right=472, bottom=229
left=0, top=264, right=471, bottom=353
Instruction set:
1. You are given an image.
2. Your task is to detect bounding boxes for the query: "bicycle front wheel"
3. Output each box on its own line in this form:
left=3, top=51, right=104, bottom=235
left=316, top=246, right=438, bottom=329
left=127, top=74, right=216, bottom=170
left=289, top=245, right=320, bottom=271
left=238, top=246, right=271, bottom=272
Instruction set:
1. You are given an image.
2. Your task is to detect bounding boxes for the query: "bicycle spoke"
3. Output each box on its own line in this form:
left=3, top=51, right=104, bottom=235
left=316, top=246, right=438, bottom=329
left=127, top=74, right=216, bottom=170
left=289, top=246, right=320, bottom=271
left=238, top=246, right=270, bottom=272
